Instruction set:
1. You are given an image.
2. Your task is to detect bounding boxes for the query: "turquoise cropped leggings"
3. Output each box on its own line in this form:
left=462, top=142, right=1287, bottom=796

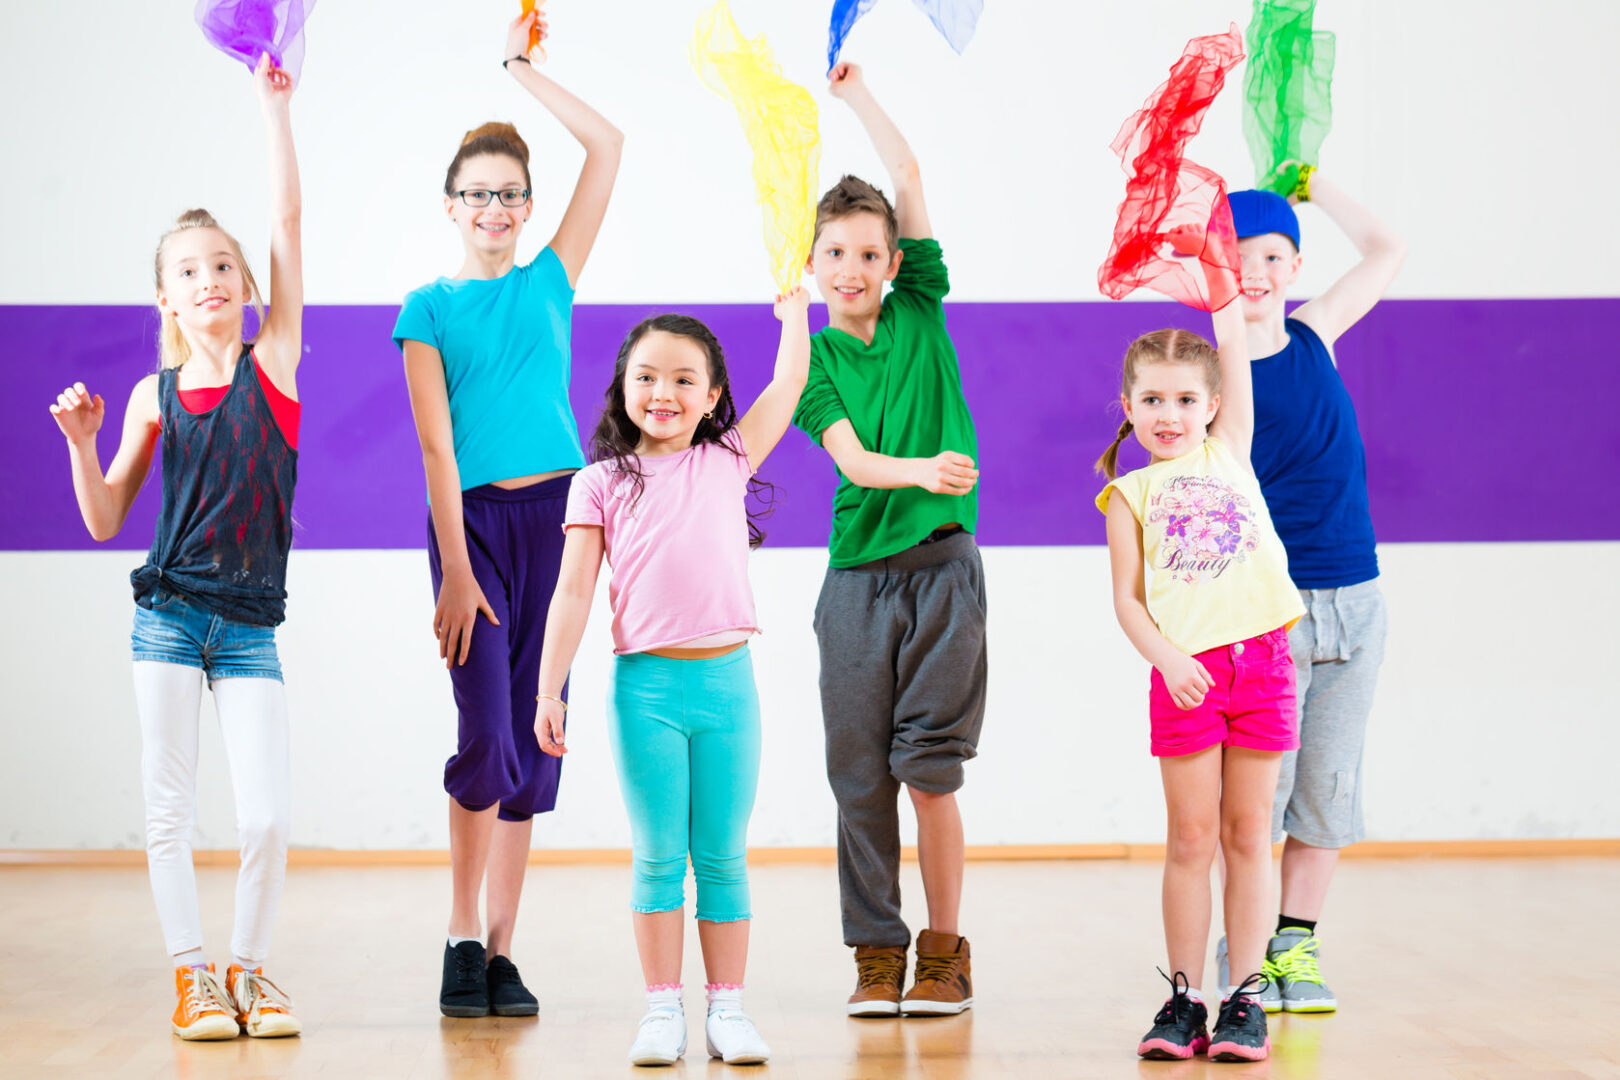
left=608, top=646, right=761, bottom=922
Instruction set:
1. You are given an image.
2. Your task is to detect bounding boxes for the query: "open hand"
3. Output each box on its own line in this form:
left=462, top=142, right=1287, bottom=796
left=49, top=382, right=104, bottom=445
left=507, top=9, right=549, bottom=65
left=535, top=698, right=567, bottom=757
left=1158, top=652, right=1213, bottom=710
left=915, top=451, right=977, bottom=495
left=434, top=567, right=500, bottom=668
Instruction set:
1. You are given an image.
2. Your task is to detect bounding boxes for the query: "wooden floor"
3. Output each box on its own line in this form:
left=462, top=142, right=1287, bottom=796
left=3, top=857, right=1616, bottom=1079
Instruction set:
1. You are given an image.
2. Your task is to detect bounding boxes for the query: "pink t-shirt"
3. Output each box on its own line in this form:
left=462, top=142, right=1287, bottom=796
left=564, top=431, right=760, bottom=655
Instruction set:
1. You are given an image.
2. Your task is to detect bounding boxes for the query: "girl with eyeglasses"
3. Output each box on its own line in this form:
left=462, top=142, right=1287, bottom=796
left=391, top=10, right=623, bottom=1019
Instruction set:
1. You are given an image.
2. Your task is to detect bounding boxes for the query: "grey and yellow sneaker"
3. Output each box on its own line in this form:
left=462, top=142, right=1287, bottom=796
left=1267, top=928, right=1337, bottom=1012
left=1215, top=935, right=1282, bottom=1013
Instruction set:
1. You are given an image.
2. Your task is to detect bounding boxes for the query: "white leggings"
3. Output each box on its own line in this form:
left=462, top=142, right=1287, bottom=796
left=133, top=661, right=290, bottom=965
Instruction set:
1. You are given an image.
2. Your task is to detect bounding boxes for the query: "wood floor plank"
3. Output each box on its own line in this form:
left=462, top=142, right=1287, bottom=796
left=1, top=858, right=1614, bottom=1078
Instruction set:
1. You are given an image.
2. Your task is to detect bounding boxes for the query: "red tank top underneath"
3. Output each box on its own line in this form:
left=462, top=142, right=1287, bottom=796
left=175, top=352, right=300, bottom=449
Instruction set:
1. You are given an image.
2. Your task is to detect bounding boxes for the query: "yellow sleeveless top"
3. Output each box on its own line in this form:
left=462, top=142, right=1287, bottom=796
left=1096, top=438, right=1304, bottom=655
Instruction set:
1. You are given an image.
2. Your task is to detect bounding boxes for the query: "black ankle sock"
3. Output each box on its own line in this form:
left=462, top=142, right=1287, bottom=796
left=1277, top=914, right=1316, bottom=934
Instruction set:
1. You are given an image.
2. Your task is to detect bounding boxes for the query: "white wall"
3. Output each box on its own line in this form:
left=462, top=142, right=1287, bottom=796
left=3, top=543, right=1615, bottom=850
left=3, top=0, right=1616, bottom=850
left=1, top=1, right=1616, bottom=306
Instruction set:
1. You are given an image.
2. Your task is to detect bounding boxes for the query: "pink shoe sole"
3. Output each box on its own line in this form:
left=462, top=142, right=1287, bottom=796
left=1138, top=1035, right=1210, bottom=1060
left=1209, top=1037, right=1270, bottom=1062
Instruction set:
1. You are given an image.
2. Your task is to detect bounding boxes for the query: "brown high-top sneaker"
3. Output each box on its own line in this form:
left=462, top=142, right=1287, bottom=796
left=847, top=945, right=908, bottom=1017
left=901, top=929, right=973, bottom=1015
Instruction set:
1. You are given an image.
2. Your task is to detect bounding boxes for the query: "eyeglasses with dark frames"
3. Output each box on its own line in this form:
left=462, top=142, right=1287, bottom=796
left=452, top=188, right=531, bottom=208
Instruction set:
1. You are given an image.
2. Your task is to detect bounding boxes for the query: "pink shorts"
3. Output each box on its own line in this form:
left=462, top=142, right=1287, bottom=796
left=1149, top=626, right=1299, bottom=757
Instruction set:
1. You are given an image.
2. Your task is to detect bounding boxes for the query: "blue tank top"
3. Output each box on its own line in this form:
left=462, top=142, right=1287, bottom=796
left=1249, top=318, right=1378, bottom=589
left=131, top=347, right=299, bottom=626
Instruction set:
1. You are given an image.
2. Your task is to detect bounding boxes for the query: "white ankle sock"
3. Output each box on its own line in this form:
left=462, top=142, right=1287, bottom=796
left=233, top=956, right=261, bottom=973
left=447, top=935, right=480, bottom=948
left=706, top=982, right=743, bottom=1014
left=1183, top=987, right=1204, bottom=1003
left=174, top=948, right=206, bottom=969
left=646, top=984, right=683, bottom=1012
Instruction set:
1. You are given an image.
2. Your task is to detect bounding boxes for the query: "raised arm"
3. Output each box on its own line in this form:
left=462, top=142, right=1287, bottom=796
left=1291, top=170, right=1407, bottom=348
left=534, top=524, right=606, bottom=757
left=505, top=12, right=624, bottom=288
left=735, top=287, right=810, bottom=472
left=1205, top=295, right=1254, bottom=463
left=402, top=341, right=500, bottom=668
left=820, top=420, right=976, bottom=494
left=49, top=375, right=161, bottom=542
left=1106, top=495, right=1212, bottom=710
left=251, top=53, right=303, bottom=387
left=829, top=62, right=930, bottom=240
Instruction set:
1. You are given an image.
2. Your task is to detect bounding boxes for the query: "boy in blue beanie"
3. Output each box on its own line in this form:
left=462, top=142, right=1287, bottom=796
left=1215, top=169, right=1406, bottom=1015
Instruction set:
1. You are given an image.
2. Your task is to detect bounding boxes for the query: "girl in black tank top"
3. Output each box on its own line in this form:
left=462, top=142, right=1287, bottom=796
left=47, top=54, right=308, bottom=1040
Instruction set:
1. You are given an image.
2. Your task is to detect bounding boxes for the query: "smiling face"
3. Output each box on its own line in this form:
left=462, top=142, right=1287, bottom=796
left=809, top=211, right=901, bottom=327
left=1236, top=233, right=1303, bottom=323
left=1123, top=360, right=1220, bottom=462
left=155, top=226, right=249, bottom=338
left=445, top=153, right=532, bottom=256
left=623, top=330, right=723, bottom=455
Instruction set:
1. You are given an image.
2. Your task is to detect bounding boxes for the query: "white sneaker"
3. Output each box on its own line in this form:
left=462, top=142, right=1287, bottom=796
left=627, top=1006, right=686, bottom=1066
left=705, top=1008, right=771, bottom=1065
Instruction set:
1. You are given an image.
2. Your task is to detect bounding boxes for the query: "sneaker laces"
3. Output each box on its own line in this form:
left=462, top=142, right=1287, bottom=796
left=1216, top=972, right=1269, bottom=1029
left=451, top=948, right=484, bottom=985
left=912, top=950, right=960, bottom=985
left=1151, top=967, right=1196, bottom=1025
left=487, top=956, right=522, bottom=986
left=239, top=970, right=293, bottom=1014
left=855, top=951, right=906, bottom=989
left=1271, top=935, right=1325, bottom=986
left=184, top=968, right=232, bottom=1016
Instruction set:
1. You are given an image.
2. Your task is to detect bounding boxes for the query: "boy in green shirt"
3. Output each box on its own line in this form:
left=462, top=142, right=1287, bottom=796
left=791, top=61, right=986, bottom=1018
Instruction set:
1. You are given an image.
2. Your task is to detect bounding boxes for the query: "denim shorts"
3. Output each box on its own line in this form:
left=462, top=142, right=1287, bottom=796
left=130, top=589, right=283, bottom=684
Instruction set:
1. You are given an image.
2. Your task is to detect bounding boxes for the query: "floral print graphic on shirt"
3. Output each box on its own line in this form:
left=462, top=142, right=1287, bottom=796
left=1145, top=474, right=1260, bottom=585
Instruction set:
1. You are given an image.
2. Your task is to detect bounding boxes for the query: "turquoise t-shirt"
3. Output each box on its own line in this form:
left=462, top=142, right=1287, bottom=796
left=392, top=246, right=586, bottom=494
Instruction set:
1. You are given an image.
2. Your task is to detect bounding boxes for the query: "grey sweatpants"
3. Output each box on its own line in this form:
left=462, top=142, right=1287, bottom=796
left=1272, top=579, right=1388, bottom=848
left=813, top=532, right=988, bottom=948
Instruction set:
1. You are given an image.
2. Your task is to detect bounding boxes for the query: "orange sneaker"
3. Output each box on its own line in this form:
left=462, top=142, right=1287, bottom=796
left=226, top=965, right=302, bottom=1038
left=847, top=945, right=907, bottom=1017
left=901, top=929, right=973, bottom=1015
left=171, top=964, right=240, bottom=1040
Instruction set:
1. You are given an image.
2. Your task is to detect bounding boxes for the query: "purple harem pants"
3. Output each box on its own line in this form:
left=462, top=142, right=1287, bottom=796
left=427, top=475, right=571, bottom=821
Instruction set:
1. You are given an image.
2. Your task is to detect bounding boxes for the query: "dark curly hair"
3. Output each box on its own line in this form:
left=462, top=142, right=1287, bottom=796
left=590, top=314, right=776, bottom=548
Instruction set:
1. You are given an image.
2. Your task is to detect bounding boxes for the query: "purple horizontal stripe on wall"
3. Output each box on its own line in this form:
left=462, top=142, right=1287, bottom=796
left=5, top=298, right=1617, bottom=551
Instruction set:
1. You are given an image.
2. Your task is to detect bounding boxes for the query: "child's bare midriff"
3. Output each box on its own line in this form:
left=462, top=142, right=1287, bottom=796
left=491, top=467, right=578, bottom=490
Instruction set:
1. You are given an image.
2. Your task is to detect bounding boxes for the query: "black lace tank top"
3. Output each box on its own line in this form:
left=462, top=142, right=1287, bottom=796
left=131, top=347, right=298, bottom=626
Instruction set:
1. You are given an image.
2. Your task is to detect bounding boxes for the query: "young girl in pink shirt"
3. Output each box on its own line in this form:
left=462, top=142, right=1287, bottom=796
left=534, top=289, right=810, bottom=1067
